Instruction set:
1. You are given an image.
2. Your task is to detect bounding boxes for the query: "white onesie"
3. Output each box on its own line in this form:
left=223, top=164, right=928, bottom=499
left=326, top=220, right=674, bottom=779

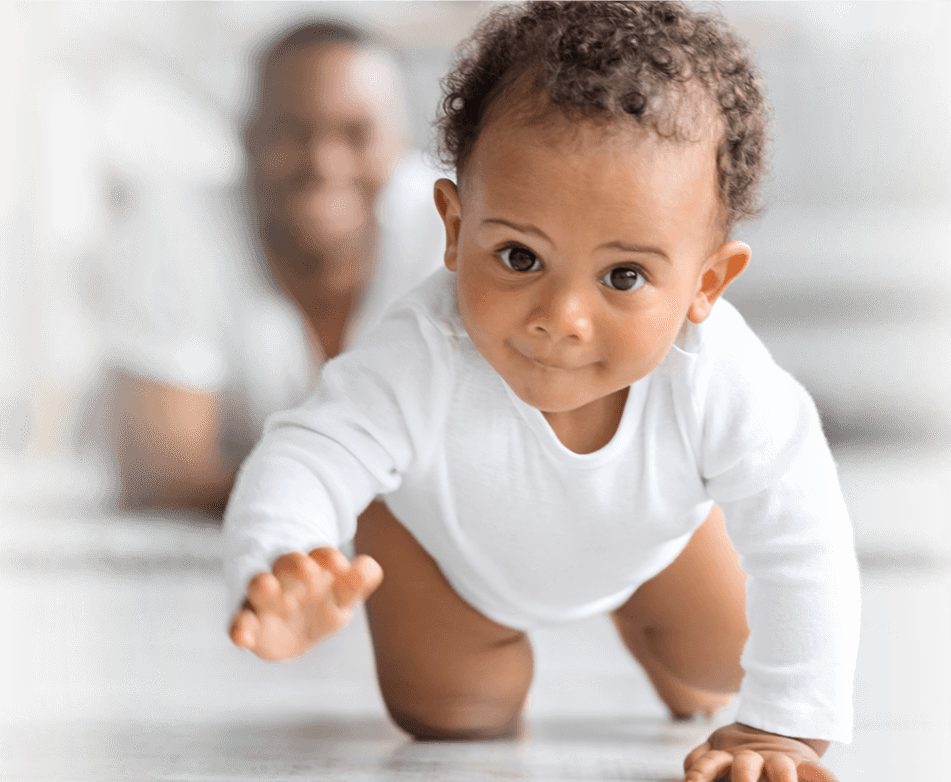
left=224, top=266, right=860, bottom=743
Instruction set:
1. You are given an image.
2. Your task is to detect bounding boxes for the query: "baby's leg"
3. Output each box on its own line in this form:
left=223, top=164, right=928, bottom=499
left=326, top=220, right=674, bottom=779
left=355, top=501, right=533, bottom=740
left=611, top=505, right=749, bottom=719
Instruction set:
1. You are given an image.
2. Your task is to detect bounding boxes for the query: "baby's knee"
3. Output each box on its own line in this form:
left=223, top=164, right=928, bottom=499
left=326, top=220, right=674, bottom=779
left=381, top=687, right=526, bottom=741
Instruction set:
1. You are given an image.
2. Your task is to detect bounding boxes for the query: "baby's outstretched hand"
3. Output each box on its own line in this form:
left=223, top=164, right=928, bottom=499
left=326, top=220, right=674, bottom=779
left=683, top=722, right=837, bottom=782
left=229, top=547, right=383, bottom=661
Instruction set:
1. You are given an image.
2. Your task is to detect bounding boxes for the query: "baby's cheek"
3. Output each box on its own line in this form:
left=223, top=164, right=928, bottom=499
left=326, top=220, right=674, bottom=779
left=649, top=308, right=686, bottom=350
left=609, top=320, right=672, bottom=378
left=459, top=276, right=502, bottom=335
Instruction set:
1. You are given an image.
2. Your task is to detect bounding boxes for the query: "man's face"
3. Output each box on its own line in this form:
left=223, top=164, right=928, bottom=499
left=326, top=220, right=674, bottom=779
left=249, top=44, right=405, bottom=262
left=436, top=116, right=734, bottom=417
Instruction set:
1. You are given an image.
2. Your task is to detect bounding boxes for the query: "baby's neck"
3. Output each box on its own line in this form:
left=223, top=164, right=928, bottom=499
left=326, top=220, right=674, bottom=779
left=542, top=387, right=629, bottom=454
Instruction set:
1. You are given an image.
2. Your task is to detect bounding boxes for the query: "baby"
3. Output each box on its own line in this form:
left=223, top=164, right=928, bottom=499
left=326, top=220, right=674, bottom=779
left=224, top=3, right=860, bottom=781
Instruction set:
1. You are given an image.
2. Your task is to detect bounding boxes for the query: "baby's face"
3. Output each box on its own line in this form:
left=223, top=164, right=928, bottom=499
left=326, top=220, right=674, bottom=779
left=437, top=116, right=737, bottom=416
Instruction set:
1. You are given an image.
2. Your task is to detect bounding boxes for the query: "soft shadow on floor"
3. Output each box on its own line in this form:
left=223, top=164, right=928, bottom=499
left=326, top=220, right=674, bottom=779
left=2, top=716, right=696, bottom=782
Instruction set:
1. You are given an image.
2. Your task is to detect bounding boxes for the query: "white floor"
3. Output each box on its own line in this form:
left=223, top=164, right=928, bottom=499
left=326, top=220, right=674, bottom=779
left=1, top=449, right=950, bottom=782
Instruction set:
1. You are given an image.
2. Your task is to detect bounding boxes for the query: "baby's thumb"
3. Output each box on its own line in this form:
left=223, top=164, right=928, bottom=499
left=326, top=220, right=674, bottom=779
left=333, top=554, right=383, bottom=607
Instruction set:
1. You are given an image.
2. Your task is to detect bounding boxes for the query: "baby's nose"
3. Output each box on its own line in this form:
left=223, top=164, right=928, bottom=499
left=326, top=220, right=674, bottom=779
left=529, top=282, right=594, bottom=342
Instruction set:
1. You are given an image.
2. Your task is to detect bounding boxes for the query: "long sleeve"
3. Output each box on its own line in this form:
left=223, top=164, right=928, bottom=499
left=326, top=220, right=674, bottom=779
left=222, top=290, right=456, bottom=619
left=694, top=307, right=860, bottom=743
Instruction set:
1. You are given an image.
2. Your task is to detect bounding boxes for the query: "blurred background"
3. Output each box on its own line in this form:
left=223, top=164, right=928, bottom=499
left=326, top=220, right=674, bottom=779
left=1, top=3, right=950, bottom=780
left=0, top=0, right=951, bottom=478
left=1, top=1, right=949, bottom=472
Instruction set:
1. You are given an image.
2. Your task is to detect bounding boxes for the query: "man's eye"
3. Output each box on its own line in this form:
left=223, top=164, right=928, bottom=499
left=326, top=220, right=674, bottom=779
left=600, top=266, right=644, bottom=292
left=499, top=246, right=540, bottom=273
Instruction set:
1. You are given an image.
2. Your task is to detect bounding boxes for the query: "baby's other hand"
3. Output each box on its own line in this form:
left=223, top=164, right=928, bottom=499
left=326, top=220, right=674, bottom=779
left=683, top=722, right=837, bottom=782
left=229, top=547, right=383, bottom=661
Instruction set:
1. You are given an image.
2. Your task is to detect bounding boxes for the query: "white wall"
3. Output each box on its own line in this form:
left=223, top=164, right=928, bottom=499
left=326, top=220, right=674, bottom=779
left=0, top=4, right=24, bottom=318
left=1, top=4, right=48, bottom=452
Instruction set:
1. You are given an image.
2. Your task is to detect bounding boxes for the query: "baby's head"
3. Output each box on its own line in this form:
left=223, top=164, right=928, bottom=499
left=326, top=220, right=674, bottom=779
left=432, top=1, right=769, bottom=418
left=437, top=0, right=768, bottom=234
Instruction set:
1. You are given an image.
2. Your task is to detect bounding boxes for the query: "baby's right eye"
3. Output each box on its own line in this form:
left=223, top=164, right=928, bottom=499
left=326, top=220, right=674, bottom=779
left=499, top=246, right=540, bottom=273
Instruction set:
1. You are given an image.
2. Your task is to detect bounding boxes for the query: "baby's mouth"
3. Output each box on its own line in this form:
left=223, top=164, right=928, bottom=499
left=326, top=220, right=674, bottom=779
left=531, top=357, right=572, bottom=370
left=519, top=348, right=589, bottom=372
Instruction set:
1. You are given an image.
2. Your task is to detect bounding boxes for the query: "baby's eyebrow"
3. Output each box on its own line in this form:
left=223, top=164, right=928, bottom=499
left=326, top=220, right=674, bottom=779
left=482, top=218, right=669, bottom=263
left=482, top=218, right=551, bottom=243
left=598, top=240, right=670, bottom=263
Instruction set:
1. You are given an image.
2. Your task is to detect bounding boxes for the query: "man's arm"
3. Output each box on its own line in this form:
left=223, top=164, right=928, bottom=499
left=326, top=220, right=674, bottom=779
left=112, top=371, right=236, bottom=516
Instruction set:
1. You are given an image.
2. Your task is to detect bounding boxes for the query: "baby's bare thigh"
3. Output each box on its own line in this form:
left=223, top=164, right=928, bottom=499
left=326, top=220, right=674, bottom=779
left=612, top=505, right=749, bottom=689
left=354, top=501, right=533, bottom=740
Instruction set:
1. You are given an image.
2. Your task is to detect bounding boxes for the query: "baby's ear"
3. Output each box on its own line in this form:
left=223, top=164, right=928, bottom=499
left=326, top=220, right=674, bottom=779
left=687, top=241, right=751, bottom=324
left=433, top=179, right=463, bottom=272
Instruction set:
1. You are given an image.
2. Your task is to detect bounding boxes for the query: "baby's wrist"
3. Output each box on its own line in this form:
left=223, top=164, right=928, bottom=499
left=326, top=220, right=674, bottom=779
left=796, top=736, right=830, bottom=756
left=734, top=722, right=829, bottom=756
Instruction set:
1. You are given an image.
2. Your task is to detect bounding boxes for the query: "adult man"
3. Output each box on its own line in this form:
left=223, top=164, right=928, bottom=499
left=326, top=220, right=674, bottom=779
left=108, top=21, right=444, bottom=515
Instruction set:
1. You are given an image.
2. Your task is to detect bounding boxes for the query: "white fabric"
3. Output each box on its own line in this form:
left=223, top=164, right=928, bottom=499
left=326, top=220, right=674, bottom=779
left=224, top=267, right=861, bottom=743
left=104, top=150, right=446, bottom=465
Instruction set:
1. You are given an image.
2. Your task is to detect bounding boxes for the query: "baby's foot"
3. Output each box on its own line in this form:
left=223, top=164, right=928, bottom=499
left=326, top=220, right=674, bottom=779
left=229, top=547, right=383, bottom=661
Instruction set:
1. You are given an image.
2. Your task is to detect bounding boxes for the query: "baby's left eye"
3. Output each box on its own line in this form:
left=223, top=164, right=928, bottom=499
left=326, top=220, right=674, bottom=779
left=600, top=266, right=644, bottom=292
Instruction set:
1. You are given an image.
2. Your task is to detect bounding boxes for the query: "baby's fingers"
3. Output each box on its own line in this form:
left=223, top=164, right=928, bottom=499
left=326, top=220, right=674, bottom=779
left=229, top=606, right=260, bottom=650
left=272, top=551, right=326, bottom=603
left=683, top=749, right=733, bottom=781
left=792, top=760, right=839, bottom=782
left=332, top=554, right=383, bottom=608
left=308, top=547, right=383, bottom=608
left=762, top=753, right=798, bottom=782
left=684, top=742, right=712, bottom=771
left=246, top=571, right=288, bottom=615
left=730, top=750, right=764, bottom=781
left=309, top=546, right=351, bottom=576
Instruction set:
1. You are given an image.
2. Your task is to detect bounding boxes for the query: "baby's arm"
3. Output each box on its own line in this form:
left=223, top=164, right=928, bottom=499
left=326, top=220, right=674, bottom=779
left=230, top=546, right=383, bottom=661
left=223, top=292, right=453, bottom=656
left=682, top=723, right=837, bottom=782
left=685, top=310, right=860, bottom=778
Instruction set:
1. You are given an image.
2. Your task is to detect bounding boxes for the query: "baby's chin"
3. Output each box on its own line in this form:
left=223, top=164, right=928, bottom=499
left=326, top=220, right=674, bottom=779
left=506, top=378, right=599, bottom=416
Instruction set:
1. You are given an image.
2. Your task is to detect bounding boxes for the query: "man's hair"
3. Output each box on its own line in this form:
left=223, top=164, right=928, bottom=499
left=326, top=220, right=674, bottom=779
left=255, top=20, right=369, bottom=92
left=436, top=1, right=770, bottom=229
left=253, top=20, right=370, bottom=106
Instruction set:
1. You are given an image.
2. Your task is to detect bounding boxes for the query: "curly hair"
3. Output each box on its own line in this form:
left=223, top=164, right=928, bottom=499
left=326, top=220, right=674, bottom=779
left=436, top=1, right=770, bottom=229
